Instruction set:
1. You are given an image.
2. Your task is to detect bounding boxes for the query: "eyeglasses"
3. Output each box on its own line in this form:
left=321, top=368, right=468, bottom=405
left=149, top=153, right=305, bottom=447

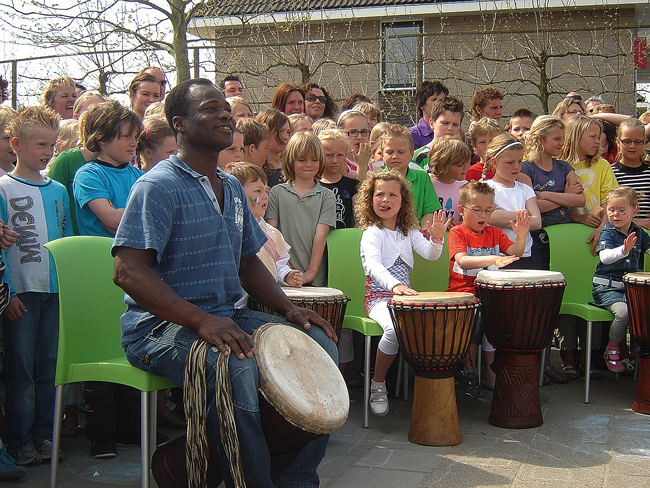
left=566, top=110, right=585, bottom=116
left=461, top=206, right=495, bottom=216
left=305, top=94, right=327, bottom=103
left=619, top=139, right=645, bottom=147
left=345, top=130, right=370, bottom=138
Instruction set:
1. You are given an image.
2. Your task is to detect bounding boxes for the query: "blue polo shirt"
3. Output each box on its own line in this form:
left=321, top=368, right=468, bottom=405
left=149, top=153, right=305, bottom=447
left=112, top=155, right=267, bottom=346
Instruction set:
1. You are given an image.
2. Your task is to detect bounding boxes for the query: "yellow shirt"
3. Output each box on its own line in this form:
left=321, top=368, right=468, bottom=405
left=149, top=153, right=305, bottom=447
left=570, top=157, right=618, bottom=213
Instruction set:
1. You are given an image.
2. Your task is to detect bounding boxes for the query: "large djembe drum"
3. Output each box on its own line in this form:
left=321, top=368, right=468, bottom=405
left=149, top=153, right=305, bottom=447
left=249, top=287, right=350, bottom=337
left=152, top=324, right=349, bottom=487
left=623, top=272, right=650, bottom=415
left=388, top=292, right=479, bottom=446
left=475, top=270, right=565, bottom=429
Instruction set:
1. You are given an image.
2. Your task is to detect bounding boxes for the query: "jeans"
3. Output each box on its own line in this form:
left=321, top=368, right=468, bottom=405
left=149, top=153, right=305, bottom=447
left=125, top=309, right=338, bottom=488
left=2, top=292, right=59, bottom=451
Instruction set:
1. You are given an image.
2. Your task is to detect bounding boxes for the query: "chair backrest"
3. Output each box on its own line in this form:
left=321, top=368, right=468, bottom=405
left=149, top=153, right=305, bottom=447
left=327, top=228, right=367, bottom=317
left=546, top=223, right=600, bottom=305
left=44, top=236, right=127, bottom=385
left=410, top=232, right=450, bottom=293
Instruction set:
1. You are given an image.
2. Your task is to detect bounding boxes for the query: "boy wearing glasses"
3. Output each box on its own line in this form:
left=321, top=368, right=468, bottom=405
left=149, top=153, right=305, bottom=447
left=447, top=181, right=529, bottom=398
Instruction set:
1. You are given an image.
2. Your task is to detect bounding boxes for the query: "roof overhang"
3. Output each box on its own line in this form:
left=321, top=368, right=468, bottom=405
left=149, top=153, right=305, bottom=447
left=190, top=0, right=644, bottom=34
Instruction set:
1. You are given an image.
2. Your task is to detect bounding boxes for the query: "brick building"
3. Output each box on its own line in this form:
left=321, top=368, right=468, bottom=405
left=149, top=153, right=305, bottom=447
left=191, top=0, right=647, bottom=126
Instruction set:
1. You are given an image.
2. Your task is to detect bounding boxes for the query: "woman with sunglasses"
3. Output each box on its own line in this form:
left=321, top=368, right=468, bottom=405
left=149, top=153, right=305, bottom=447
left=301, top=82, right=338, bottom=121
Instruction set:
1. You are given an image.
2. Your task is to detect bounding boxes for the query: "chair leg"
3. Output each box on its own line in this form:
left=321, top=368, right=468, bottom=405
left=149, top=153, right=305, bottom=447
left=148, top=391, right=157, bottom=457
left=402, top=359, right=408, bottom=401
left=364, top=335, right=371, bottom=429
left=141, top=390, right=152, bottom=488
left=395, top=352, right=403, bottom=398
left=585, top=321, right=593, bottom=404
left=539, top=348, right=547, bottom=387
left=49, top=385, right=65, bottom=488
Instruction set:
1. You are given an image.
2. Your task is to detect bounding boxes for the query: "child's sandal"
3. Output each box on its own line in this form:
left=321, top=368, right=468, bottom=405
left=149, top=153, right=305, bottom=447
left=603, top=348, right=625, bottom=373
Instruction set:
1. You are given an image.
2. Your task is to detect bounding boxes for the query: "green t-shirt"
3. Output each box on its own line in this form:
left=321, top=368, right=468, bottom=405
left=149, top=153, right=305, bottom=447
left=382, top=167, right=441, bottom=220
left=48, top=147, right=88, bottom=235
left=411, top=145, right=430, bottom=169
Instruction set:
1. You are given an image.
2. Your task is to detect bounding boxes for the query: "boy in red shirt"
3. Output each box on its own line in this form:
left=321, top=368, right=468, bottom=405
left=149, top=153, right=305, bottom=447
left=447, top=181, right=529, bottom=397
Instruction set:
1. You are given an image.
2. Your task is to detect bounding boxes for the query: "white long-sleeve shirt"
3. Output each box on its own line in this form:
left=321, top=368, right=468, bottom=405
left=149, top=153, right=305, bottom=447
left=360, top=224, right=443, bottom=292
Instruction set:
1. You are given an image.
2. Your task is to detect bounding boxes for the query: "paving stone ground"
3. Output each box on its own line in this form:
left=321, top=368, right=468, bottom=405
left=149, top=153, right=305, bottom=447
left=4, top=351, right=648, bottom=488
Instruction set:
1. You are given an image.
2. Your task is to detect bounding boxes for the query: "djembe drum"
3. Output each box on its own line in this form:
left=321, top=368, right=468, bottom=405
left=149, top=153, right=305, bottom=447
left=475, top=270, right=565, bottom=429
left=623, top=272, right=650, bottom=415
left=249, top=287, right=350, bottom=337
left=388, top=292, right=479, bottom=446
left=152, top=323, right=349, bottom=487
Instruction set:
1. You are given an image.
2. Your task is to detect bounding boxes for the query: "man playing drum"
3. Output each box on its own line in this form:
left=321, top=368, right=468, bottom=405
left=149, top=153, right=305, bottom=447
left=112, top=78, right=338, bottom=488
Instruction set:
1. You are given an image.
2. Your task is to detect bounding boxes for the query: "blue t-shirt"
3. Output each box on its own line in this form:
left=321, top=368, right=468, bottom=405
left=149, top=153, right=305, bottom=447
left=0, top=174, right=72, bottom=294
left=73, top=160, right=144, bottom=237
left=521, top=159, right=573, bottom=227
left=112, top=155, right=267, bottom=346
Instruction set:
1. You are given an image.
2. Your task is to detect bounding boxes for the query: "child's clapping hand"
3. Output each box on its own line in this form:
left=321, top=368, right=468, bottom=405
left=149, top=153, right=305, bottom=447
left=509, top=210, right=530, bottom=237
left=0, top=219, right=16, bottom=250
left=285, top=269, right=304, bottom=288
left=623, top=232, right=637, bottom=254
left=425, top=209, right=450, bottom=240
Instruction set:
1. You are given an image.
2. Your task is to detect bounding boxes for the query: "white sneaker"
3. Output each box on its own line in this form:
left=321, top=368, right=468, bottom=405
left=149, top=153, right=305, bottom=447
left=369, top=381, right=389, bottom=417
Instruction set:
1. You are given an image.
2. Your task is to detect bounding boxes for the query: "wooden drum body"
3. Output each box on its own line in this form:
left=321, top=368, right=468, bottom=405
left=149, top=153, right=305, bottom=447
left=389, top=292, right=479, bottom=446
left=475, top=270, right=565, bottom=429
left=623, top=272, right=650, bottom=415
left=152, top=324, right=349, bottom=488
left=249, top=287, right=350, bottom=337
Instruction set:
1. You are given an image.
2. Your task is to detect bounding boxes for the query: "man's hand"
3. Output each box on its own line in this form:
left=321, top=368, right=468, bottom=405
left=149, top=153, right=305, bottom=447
left=196, top=316, right=254, bottom=360
left=285, top=306, right=338, bottom=342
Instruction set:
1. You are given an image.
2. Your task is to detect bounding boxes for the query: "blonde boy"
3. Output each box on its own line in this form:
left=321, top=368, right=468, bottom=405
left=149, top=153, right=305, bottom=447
left=237, top=118, right=269, bottom=168
left=266, top=132, right=336, bottom=286
left=1, top=106, right=71, bottom=465
left=380, top=124, right=441, bottom=227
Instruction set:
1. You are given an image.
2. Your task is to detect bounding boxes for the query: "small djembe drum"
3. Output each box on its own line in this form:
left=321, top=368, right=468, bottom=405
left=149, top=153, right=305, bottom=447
left=475, top=270, right=565, bottom=429
left=249, top=287, right=350, bottom=337
left=152, top=324, right=348, bottom=487
left=388, top=292, right=479, bottom=446
left=623, top=272, right=650, bottom=415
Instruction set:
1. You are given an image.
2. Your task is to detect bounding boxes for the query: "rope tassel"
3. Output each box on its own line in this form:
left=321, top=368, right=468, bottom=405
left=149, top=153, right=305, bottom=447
left=184, top=339, right=246, bottom=488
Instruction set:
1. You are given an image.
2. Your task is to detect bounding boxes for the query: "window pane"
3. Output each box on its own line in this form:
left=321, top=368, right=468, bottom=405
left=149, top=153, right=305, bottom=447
left=382, top=22, right=421, bottom=89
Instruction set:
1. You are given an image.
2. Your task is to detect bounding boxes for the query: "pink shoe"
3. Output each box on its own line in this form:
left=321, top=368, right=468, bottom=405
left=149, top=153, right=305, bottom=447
left=603, top=349, right=625, bottom=373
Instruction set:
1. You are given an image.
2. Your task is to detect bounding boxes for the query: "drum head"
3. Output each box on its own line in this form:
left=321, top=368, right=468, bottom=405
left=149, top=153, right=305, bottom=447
left=283, top=287, right=347, bottom=299
left=475, top=269, right=565, bottom=285
left=253, top=323, right=349, bottom=434
left=623, top=272, right=650, bottom=285
left=391, top=291, right=478, bottom=306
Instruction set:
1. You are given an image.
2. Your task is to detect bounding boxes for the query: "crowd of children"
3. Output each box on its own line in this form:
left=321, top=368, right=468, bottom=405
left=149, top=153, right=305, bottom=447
left=0, top=72, right=648, bottom=479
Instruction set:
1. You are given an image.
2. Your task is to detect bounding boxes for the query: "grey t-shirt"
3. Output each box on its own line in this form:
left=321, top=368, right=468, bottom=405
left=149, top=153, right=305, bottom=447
left=521, top=159, right=574, bottom=227
left=265, top=181, right=336, bottom=287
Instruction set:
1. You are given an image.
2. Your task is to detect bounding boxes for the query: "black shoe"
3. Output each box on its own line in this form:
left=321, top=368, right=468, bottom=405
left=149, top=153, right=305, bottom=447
left=91, top=439, right=116, bottom=459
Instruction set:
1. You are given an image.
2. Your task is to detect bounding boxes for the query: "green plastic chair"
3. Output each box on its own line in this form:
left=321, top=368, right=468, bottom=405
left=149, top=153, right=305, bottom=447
left=44, top=236, right=174, bottom=488
left=546, top=223, right=614, bottom=404
left=409, top=233, right=450, bottom=293
left=327, top=228, right=384, bottom=428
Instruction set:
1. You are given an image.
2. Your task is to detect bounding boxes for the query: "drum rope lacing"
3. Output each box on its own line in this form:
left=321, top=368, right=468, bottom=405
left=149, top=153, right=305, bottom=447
left=474, top=281, right=566, bottom=290
left=184, top=338, right=247, bottom=488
